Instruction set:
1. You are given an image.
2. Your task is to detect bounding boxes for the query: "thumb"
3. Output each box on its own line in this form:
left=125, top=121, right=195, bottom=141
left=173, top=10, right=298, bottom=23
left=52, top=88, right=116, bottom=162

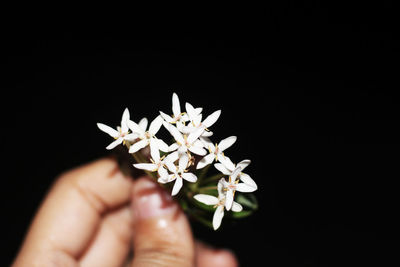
left=130, top=177, right=195, bottom=267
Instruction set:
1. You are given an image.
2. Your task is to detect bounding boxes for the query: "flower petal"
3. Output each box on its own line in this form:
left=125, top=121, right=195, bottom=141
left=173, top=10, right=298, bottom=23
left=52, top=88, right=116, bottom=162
left=176, top=120, right=186, bottom=132
left=201, top=130, right=213, bottom=137
left=149, top=139, right=160, bottom=162
left=237, top=159, right=251, bottom=171
left=121, top=108, right=130, bottom=132
left=163, top=122, right=184, bottom=144
left=235, top=182, right=257, bottom=192
left=214, top=163, right=231, bottom=175
left=159, top=111, right=174, bottom=123
left=178, top=153, right=189, bottom=172
left=178, top=145, right=188, bottom=154
left=158, top=166, right=169, bottom=180
left=133, top=163, right=158, bottom=171
left=179, top=125, right=193, bottom=135
left=149, top=115, right=163, bottom=135
left=239, top=173, right=258, bottom=190
left=225, top=189, right=234, bottom=211
left=128, top=139, right=148, bottom=153
left=181, top=172, right=197, bottom=183
left=194, top=107, right=203, bottom=115
left=138, top=117, right=148, bottom=131
left=186, top=102, right=202, bottom=126
left=171, top=177, right=183, bottom=196
left=217, top=155, right=233, bottom=169
left=202, top=110, right=221, bottom=128
left=188, top=145, right=207, bottom=156
left=230, top=166, right=242, bottom=181
left=165, top=151, right=179, bottom=163
left=168, top=174, right=176, bottom=182
left=218, top=136, right=237, bottom=151
left=213, top=205, right=224, bottom=230
left=231, top=202, right=243, bottom=212
left=187, top=127, right=205, bottom=144
left=185, top=102, right=197, bottom=122
left=172, top=92, right=181, bottom=117
left=194, top=194, right=219, bottom=206
left=156, top=138, right=169, bottom=152
left=157, top=175, right=169, bottom=184
left=193, top=113, right=202, bottom=127
left=127, top=120, right=145, bottom=136
left=199, top=136, right=213, bottom=150
left=193, top=139, right=205, bottom=148
left=168, top=142, right=179, bottom=152
left=181, top=113, right=189, bottom=122
left=196, top=154, right=215, bottom=169
left=221, top=157, right=236, bottom=171
left=97, top=123, right=119, bottom=138
left=124, top=133, right=138, bottom=141
left=106, top=138, right=123, bottom=150
left=164, top=159, right=177, bottom=173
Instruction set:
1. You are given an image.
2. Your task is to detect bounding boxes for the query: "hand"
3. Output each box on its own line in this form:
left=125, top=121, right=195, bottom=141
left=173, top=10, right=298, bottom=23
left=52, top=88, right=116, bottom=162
left=12, top=158, right=238, bottom=267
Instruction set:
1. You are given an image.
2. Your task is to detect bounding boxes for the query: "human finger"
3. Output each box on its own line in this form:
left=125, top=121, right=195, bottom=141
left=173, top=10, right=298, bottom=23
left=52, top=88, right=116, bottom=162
left=130, top=177, right=195, bottom=267
left=12, top=158, right=133, bottom=266
left=79, top=205, right=132, bottom=267
left=195, top=241, right=239, bottom=267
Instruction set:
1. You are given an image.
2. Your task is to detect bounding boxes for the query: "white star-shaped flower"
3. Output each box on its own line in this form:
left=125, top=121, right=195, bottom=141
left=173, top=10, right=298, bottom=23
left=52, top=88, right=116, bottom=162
left=159, top=153, right=198, bottom=196
left=127, top=115, right=169, bottom=153
left=163, top=121, right=207, bottom=156
left=133, top=139, right=173, bottom=180
left=97, top=108, right=137, bottom=150
left=182, top=102, right=221, bottom=137
left=196, top=136, right=237, bottom=169
left=215, top=158, right=257, bottom=192
left=160, top=93, right=203, bottom=133
left=220, top=166, right=257, bottom=211
left=194, top=181, right=243, bottom=230
left=159, top=92, right=189, bottom=125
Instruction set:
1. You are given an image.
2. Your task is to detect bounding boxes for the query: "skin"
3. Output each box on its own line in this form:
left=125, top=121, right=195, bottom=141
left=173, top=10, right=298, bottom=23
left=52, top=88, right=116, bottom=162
left=12, top=158, right=238, bottom=267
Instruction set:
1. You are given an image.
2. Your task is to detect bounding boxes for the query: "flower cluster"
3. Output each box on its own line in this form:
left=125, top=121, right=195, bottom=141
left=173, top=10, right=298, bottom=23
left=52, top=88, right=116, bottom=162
left=97, top=93, right=258, bottom=230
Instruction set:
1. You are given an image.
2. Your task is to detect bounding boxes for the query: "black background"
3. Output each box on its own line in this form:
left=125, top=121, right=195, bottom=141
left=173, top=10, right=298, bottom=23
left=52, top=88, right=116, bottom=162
left=2, top=3, right=399, bottom=266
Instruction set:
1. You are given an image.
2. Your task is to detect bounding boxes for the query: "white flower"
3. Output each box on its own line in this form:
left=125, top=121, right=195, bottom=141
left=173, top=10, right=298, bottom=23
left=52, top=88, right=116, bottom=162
left=133, top=139, right=172, bottom=180
left=163, top=121, right=207, bottom=156
left=97, top=108, right=137, bottom=150
left=159, top=92, right=189, bottom=125
left=194, top=181, right=242, bottom=230
left=220, top=166, right=257, bottom=211
left=196, top=136, right=237, bottom=169
left=215, top=158, right=257, bottom=192
left=160, top=93, right=203, bottom=133
left=182, top=102, right=221, bottom=137
left=127, top=115, right=169, bottom=153
left=159, top=153, right=197, bottom=196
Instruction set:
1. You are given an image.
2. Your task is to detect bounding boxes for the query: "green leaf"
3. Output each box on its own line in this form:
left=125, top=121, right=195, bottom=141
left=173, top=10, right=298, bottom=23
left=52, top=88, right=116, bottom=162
left=235, top=193, right=258, bottom=210
left=230, top=210, right=254, bottom=219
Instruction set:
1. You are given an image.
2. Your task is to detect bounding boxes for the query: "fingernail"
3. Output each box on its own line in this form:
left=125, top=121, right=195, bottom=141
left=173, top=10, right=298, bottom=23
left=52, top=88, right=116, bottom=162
left=132, top=178, right=176, bottom=220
